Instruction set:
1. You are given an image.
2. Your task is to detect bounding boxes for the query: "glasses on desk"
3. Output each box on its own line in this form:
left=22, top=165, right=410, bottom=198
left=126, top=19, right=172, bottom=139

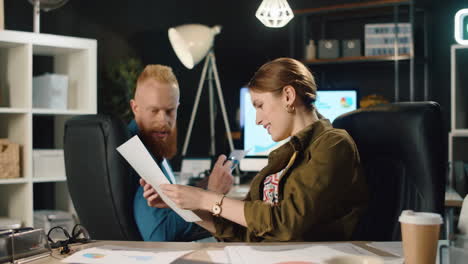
left=46, top=224, right=91, bottom=254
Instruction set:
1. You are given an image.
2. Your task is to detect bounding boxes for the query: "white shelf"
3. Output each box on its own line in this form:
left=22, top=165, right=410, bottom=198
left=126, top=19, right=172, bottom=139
left=0, top=107, right=28, bottom=113
left=32, top=108, right=95, bottom=115
left=33, top=177, right=67, bottom=183
left=0, top=30, right=96, bottom=51
left=0, top=30, right=97, bottom=227
left=450, top=130, right=468, bottom=137
left=0, top=178, right=29, bottom=184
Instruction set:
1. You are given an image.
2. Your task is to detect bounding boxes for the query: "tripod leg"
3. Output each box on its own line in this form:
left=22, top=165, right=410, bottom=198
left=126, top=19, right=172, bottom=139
left=209, top=52, right=235, bottom=153
left=208, top=63, right=216, bottom=156
left=181, top=56, right=210, bottom=156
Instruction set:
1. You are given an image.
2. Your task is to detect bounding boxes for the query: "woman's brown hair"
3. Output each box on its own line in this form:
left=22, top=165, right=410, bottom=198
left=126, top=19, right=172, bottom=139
left=247, top=57, right=323, bottom=118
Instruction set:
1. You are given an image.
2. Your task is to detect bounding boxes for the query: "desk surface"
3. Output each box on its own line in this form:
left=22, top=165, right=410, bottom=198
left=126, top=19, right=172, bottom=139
left=445, top=187, right=464, bottom=207
left=31, top=241, right=399, bottom=264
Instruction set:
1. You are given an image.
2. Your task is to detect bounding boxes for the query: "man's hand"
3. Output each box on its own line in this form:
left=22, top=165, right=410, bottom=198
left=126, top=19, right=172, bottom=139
left=207, top=155, right=234, bottom=194
left=140, top=179, right=169, bottom=208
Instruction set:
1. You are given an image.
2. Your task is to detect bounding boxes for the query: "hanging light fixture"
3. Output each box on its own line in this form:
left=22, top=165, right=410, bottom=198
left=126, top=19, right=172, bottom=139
left=256, top=0, right=294, bottom=28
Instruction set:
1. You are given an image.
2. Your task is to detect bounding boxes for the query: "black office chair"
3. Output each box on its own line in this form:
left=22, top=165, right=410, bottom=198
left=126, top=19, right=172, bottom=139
left=333, top=102, right=446, bottom=241
left=63, top=115, right=142, bottom=241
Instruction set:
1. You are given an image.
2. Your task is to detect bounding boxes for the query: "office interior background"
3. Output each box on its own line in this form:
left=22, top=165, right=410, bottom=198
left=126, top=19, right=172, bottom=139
left=2, top=0, right=467, bottom=211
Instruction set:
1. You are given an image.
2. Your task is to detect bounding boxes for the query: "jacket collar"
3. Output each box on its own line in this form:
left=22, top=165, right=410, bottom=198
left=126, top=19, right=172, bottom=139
left=260, top=119, right=333, bottom=174
left=289, top=119, right=333, bottom=152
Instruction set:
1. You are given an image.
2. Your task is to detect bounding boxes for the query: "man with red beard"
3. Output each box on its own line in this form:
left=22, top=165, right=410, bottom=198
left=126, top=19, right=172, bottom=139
left=129, top=65, right=233, bottom=241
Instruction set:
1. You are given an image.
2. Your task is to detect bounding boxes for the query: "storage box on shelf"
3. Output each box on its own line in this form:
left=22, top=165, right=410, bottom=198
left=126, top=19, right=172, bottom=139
left=33, top=73, right=69, bottom=110
left=364, top=23, right=412, bottom=56
left=0, top=30, right=96, bottom=227
left=33, top=149, right=65, bottom=181
left=0, top=139, right=20, bottom=179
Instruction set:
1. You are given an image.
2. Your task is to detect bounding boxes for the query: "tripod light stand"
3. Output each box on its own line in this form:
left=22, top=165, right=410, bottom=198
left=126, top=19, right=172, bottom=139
left=168, top=24, right=234, bottom=156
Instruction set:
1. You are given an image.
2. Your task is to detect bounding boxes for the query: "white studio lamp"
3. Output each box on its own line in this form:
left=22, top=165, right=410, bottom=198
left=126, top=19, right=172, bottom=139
left=168, top=24, right=234, bottom=156
left=256, top=0, right=294, bottom=28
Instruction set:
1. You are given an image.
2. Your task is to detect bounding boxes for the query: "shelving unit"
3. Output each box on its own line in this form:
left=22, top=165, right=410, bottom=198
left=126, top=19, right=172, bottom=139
left=0, top=30, right=96, bottom=227
left=289, top=0, right=428, bottom=102
left=449, top=44, right=468, bottom=188
left=303, top=54, right=411, bottom=65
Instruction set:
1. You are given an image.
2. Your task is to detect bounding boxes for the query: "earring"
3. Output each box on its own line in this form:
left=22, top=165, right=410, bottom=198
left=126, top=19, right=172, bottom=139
left=286, top=104, right=295, bottom=113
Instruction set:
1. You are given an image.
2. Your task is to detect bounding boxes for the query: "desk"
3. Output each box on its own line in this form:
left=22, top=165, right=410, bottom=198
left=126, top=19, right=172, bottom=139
left=30, top=241, right=400, bottom=264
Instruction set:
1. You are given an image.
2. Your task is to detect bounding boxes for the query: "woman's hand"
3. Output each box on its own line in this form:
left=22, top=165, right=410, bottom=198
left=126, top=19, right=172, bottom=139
left=207, top=155, right=234, bottom=194
left=160, top=184, right=217, bottom=211
left=140, top=179, right=169, bottom=208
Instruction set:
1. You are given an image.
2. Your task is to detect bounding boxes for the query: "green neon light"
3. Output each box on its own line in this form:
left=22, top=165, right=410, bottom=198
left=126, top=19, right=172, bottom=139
left=455, top=9, right=468, bottom=45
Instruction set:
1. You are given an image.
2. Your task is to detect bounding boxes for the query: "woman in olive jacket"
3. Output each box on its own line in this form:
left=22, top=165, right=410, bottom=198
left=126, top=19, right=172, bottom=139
left=143, top=57, right=369, bottom=242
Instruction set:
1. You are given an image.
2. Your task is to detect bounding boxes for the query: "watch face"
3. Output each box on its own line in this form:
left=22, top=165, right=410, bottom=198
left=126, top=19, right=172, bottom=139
left=212, top=205, right=221, bottom=215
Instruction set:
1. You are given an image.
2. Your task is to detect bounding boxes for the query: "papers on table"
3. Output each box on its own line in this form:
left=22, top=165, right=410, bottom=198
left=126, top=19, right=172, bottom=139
left=61, top=247, right=192, bottom=264
left=117, top=135, right=201, bottom=222
left=222, top=244, right=405, bottom=264
left=62, top=243, right=406, bottom=264
left=206, top=250, right=230, bottom=264
left=224, top=245, right=352, bottom=264
left=367, top=242, right=403, bottom=257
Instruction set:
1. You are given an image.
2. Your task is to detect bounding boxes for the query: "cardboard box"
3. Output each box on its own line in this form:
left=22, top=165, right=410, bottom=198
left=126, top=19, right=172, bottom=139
left=33, top=73, right=68, bottom=109
left=0, top=139, right=20, bottom=179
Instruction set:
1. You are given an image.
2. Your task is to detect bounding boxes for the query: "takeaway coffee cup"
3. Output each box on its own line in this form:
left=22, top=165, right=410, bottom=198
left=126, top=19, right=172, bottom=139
left=399, top=210, right=443, bottom=264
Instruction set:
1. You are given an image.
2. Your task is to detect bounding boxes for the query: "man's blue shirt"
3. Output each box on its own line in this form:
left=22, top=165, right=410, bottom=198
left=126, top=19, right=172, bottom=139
left=128, top=120, right=207, bottom=241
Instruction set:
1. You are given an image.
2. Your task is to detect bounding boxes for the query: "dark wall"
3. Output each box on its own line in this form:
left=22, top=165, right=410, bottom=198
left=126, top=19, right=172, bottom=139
left=5, top=0, right=293, bottom=168
left=5, top=0, right=466, bottom=168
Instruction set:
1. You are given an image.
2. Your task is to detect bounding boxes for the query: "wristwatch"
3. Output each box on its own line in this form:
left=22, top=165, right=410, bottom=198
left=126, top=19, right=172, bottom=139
left=212, top=195, right=226, bottom=217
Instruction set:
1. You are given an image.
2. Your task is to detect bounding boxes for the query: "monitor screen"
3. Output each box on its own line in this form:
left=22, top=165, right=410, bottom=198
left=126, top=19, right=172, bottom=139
left=240, top=88, right=358, bottom=171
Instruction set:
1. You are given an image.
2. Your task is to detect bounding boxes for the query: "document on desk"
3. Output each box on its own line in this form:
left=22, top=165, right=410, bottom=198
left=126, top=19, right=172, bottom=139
left=224, top=245, right=352, bottom=264
left=61, top=247, right=192, bottom=264
left=117, top=135, right=201, bottom=222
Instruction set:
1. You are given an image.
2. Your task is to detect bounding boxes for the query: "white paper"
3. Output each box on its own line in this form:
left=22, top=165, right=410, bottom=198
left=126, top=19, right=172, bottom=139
left=328, top=243, right=377, bottom=256
left=62, top=247, right=192, bottom=264
left=117, top=135, right=201, bottom=222
left=367, top=242, right=403, bottom=257
left=206, top=250, right=230, bottom=264
left=224, top=245, right=352, bottom=264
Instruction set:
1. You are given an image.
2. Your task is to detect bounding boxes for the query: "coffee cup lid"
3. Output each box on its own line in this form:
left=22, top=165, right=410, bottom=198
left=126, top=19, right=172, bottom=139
left=398, top=210, right=443, bottom=225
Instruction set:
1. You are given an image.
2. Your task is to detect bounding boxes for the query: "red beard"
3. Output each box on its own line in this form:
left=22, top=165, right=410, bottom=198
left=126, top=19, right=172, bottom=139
left=140, top=125, right=177, bottom=160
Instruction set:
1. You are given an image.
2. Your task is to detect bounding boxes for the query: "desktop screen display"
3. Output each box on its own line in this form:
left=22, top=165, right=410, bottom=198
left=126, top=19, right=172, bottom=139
left=240, top=88, right=358, bottom=157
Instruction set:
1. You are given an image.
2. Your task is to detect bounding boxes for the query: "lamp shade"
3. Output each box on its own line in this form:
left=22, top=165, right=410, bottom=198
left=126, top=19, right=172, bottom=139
left=256, top=0, right=294, bottom=28
left=168, top=24, right=221, bottom=69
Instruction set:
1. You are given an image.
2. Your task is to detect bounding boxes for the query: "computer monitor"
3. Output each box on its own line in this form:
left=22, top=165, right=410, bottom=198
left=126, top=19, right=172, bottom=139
left=239, top=87, right=358, bottom=171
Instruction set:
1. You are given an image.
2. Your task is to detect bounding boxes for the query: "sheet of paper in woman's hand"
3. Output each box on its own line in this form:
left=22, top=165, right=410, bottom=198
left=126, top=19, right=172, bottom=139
left=117, top=135, right=201, bottom=222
